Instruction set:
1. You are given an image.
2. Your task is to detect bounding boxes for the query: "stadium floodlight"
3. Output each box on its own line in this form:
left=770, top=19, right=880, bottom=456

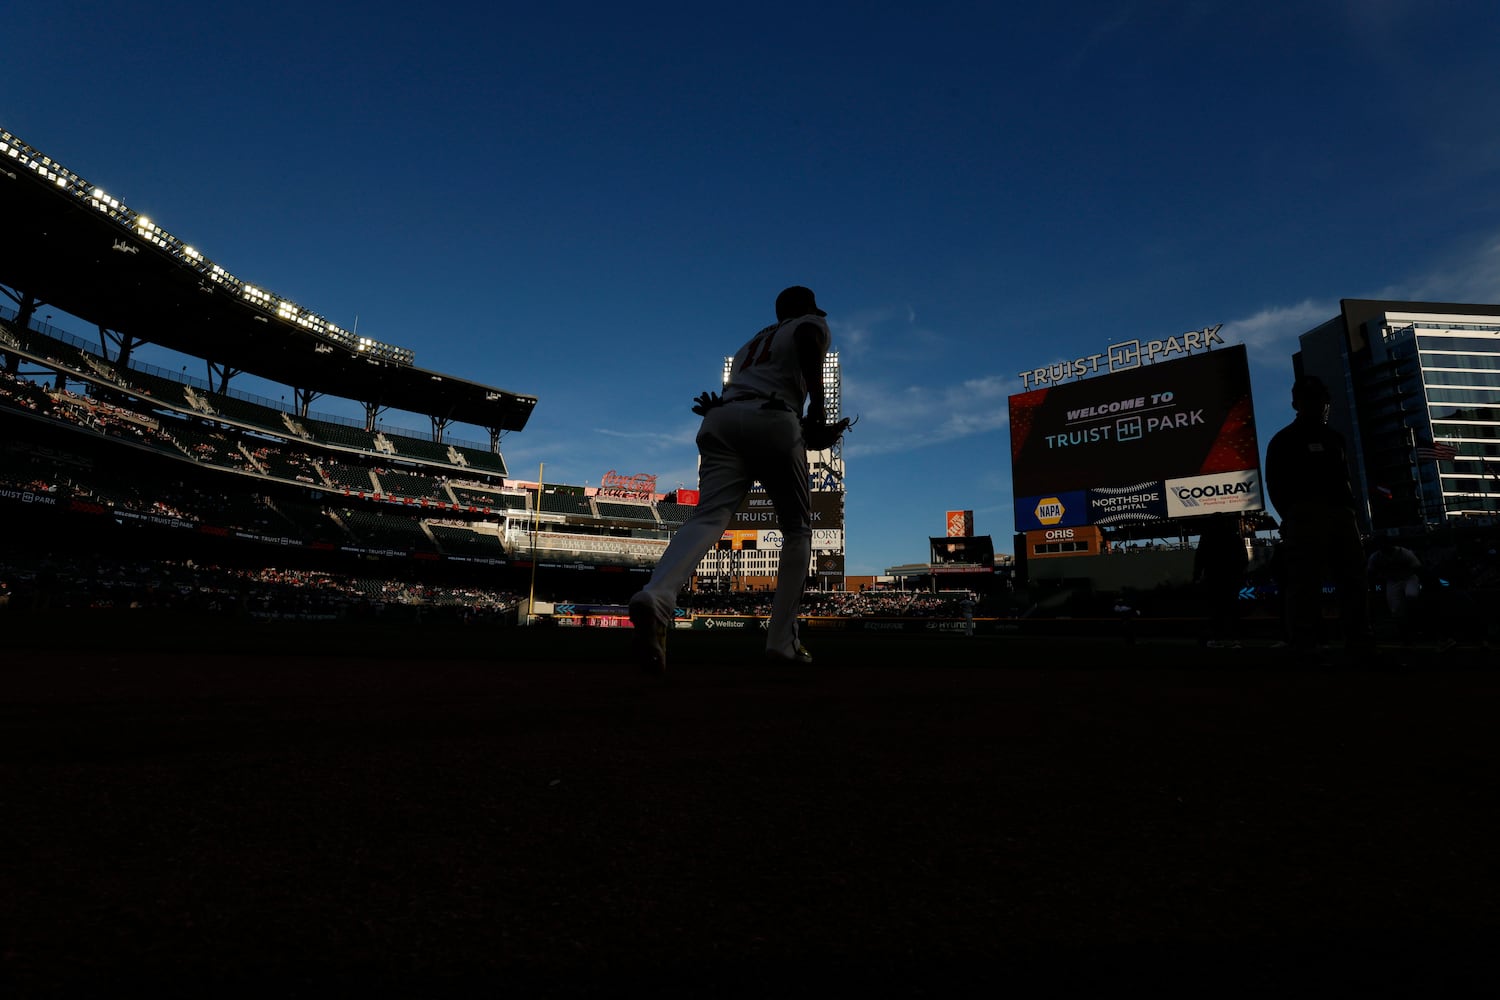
left=242, top=285, right=273, bottom=307
left=89, top=188, right=123, bottom=217
left=209, top=263, right=241, bottom=292
left=355, top=336, right=415, bottom=365
left=5, top=123, right=421, bottom=367
left=132, top=215, right=179, bottom=253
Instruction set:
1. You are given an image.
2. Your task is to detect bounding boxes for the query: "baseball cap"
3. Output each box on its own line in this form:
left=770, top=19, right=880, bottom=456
left=775, top=285, right=827, bottom=319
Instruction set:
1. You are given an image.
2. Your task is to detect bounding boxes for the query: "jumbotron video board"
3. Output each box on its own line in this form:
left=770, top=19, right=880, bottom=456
left=1010, top=343, right=1262, bottom=532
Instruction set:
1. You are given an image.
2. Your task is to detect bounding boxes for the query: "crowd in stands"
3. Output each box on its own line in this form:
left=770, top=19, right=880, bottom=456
left=0, top=367, right=505, bottom=507
left=657, top=588, right=985, bottom=619
left=10, top=337, right=1497, bottom=643
left=0, top=549, right=987, bottom=625
left=0, top=554, right=523, bottom=623
left=1, top=367, right=672, bottom=544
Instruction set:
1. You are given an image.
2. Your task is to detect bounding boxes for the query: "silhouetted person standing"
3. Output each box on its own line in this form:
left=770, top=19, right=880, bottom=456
left=1193, top=511, right=1249, bottom=647
left=1264, top=375, right=1373, bottom=660
left=628, top=285, right=835, bottom=674
left=1367, top=535, right=1423, bottom=644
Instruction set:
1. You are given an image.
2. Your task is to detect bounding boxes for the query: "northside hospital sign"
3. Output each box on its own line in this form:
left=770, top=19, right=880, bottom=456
left=1008, top=325, right=1265, bottom=533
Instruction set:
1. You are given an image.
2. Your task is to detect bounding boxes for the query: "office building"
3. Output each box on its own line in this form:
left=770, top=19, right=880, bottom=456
left=1294, top=299, right=1500, bottom=532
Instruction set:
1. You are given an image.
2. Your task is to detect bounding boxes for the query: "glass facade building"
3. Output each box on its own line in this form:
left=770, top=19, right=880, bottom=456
left=1295, top=300, right=1500, bottom=533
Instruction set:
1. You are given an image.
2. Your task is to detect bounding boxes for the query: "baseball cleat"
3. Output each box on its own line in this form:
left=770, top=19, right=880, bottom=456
left=628, top=596, right=667, bottom=675
left=765, top=641, right=813, bottom=666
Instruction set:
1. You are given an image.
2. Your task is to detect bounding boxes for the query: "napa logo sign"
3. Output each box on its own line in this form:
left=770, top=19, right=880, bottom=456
left=1014, top=490, right=1087, bottom=532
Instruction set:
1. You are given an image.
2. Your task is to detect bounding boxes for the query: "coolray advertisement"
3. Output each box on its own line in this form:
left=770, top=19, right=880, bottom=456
left=1163, top=470, right=1262, bottom=518
left=1008, top=344, right=1261, bottom=531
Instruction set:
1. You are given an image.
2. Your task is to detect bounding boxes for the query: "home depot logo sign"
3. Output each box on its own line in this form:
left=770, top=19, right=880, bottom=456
left=1034, top=497, right=1065, bottom=526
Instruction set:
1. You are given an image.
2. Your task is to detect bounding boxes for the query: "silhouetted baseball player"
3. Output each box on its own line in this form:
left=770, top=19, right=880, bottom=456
left=629, top=285, right=836, bottom=673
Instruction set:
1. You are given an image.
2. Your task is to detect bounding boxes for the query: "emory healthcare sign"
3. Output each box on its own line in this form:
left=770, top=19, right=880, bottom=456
left=1009, top=342, right=1263, bottom=532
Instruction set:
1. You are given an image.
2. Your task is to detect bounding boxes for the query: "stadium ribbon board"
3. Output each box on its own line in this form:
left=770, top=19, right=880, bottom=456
left=1009, top=344, right=1263, bottom=531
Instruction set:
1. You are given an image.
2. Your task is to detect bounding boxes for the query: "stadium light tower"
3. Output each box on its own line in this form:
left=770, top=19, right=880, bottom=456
left=719, top=350, right=843, bottom=424
left=0, top=126, right=416, bottom=366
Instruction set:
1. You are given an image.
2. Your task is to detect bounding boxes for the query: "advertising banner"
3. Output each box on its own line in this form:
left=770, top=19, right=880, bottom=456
left=1087, top=482, right=1169, bottom=525
left=755, top=529, right=846, bottom=549
left=1009, top=344, right=1260, bottom=530
left=1025, top=525, right=1105, bottom=559
left=1163, top=469, right=1263, bottom=518
left=1013, top=490, right=1090, bottom=532
left=730, top=489, right=844, bottom=530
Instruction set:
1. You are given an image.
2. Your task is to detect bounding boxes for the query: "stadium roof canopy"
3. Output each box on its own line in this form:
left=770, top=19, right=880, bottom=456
left=0, top=127, right=536, bottom=435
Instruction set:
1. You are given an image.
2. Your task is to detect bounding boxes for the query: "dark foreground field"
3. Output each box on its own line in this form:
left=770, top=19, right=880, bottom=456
left=2, top=613, right=1496, bottom=997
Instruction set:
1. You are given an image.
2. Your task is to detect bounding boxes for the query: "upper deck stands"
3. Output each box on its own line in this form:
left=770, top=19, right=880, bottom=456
left=593, top=500, right=660, bottom=525
left=303, top=418, right=380, bottom=453
left=382, top=434, right=451, bottom=465
left=450, top=443, right=508, bottom=476
left=656, top=502, right=695, bottom=525
left=324, top=462, right=379, bottom=493
left=200, top=390, right=287, bottom=432
left=539, top=492, right=593, bottom=517
left=373, top=469, right=450, bottom=501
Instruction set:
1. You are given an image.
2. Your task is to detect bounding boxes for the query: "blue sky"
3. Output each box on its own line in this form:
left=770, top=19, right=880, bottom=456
left=5, top=1, right=1500, bottom=575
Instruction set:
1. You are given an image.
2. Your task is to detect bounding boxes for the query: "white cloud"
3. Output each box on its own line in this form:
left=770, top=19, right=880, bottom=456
left=844, top=373, right=1011, bottom=457
left=1219, top=299, right=1334, bottom=365
left=1398, top=233, right=1500, bottom=304
left=594, top=423, right=697, bottom=450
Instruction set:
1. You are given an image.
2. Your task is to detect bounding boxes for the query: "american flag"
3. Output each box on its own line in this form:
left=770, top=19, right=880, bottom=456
left=1415, top=442, right=1459, bottom=461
